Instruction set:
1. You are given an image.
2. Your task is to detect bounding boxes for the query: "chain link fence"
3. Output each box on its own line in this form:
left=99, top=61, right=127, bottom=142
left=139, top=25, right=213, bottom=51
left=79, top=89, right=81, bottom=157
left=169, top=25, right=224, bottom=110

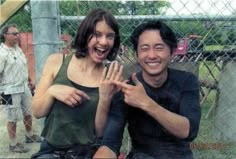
left=0, top=0, right=236, bottom=158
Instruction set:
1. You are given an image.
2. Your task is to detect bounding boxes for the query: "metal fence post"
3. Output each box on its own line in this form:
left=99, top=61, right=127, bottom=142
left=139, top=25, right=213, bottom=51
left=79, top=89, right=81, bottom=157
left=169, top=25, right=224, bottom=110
left=30, top=0, right=60, bottom=84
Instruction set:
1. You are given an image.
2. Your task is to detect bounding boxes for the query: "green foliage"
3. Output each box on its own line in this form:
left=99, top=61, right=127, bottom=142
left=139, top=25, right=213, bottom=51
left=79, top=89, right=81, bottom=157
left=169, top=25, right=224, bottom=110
left=60, top=1, right=170, bottom=45
left=205, top=45, right=224, bottom=51
left=0, top=0, right=6, bottom=5
left=3, top=4, right=32, bottom=32
left=75, top=1, right=170, bottom=15
left=59, top=0, right=78, bottom=16
left=170, top=21, right=206, bottom=38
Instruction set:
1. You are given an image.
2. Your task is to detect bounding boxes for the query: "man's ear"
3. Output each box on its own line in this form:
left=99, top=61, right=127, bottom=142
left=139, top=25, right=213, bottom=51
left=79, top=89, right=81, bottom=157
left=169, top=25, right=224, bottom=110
left=135, top=54, right=142, bottom=73
left=135, top=53, right=141, bottom=65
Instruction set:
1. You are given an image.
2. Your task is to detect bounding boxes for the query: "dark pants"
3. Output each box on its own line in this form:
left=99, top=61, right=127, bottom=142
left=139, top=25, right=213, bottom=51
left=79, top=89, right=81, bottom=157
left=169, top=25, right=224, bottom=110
left=31, top=140, right=97, bottom=159
left=126, top=152, right=155, bottom=159
left=126, top=148, right=194, bottom=159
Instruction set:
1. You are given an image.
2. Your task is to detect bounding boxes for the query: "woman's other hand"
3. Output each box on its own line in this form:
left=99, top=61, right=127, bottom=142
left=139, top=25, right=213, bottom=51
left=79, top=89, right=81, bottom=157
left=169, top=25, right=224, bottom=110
left=49, top=84, right=90, bottom=107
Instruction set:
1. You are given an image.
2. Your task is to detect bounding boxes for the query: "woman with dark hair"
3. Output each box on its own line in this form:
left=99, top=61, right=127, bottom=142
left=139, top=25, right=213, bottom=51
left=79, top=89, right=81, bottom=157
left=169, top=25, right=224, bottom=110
left=31, top=8, right=122, bottom=159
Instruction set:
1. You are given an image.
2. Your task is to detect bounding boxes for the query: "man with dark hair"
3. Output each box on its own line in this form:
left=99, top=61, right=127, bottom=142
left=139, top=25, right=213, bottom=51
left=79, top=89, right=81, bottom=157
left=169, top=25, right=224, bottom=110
left=94, top=20, right=201, bottom=159
left=0, top=24, right=41, bottom=153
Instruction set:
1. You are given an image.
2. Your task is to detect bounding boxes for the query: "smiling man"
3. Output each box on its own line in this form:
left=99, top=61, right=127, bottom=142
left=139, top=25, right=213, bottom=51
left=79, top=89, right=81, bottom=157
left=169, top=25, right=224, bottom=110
left=94, top=20, right=201, bottom=159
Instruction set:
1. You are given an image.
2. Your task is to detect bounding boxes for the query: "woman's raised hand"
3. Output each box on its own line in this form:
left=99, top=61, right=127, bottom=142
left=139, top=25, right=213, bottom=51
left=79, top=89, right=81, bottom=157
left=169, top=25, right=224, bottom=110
left=99, top=61, right=123, bottom=100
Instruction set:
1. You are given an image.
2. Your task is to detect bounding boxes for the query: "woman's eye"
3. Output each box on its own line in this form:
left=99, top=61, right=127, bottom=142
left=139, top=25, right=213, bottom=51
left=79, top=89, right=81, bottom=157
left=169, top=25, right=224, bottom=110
left=107, top=34, right=115, bottom=40
left=94, top=33, right=101, bottom=38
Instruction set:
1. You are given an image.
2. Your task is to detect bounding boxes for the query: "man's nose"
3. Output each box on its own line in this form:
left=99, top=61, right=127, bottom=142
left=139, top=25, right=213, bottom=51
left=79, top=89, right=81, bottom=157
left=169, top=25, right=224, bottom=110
left=148, top=49, right=157, bottom=58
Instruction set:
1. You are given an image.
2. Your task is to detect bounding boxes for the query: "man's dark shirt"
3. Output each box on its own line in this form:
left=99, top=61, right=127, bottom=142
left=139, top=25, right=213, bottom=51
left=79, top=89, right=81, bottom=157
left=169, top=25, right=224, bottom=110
left=101, top=68, right=201, bottom=159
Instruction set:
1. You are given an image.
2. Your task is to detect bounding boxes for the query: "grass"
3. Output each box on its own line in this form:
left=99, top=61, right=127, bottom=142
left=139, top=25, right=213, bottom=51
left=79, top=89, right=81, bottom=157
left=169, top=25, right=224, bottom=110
left=205, top=45, right=224, bottom=51
left=192, top=97, right=236, bottom=159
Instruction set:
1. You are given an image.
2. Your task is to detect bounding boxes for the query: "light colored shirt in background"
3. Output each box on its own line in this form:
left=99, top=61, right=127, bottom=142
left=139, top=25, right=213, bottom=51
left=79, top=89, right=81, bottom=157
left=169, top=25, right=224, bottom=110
left=0, top=43, right=29, bottom=94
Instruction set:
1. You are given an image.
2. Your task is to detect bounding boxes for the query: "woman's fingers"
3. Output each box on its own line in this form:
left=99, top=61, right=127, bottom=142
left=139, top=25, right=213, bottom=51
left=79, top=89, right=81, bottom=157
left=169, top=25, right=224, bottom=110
left=114, top=65, right=123, bottom=81
left=101, top=66, right=108, bottom=82
left=75, top=90, right=90, bottom=100
left=66, top=90, right=90, bottom=107
left=110, top=61, right=119, bottom=80
left=104, top=61, right=123, bottom=81
left=105, top=62, right=115, bottom=80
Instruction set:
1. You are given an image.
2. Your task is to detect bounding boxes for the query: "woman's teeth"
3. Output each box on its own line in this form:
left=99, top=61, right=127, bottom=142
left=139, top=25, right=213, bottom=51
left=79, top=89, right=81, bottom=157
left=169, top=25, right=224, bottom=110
left=96, top=48, right=106, bottom=55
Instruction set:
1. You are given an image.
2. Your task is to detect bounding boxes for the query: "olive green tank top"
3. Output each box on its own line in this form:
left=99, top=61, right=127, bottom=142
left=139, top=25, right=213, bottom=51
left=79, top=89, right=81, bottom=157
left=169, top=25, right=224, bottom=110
left=41, top=53, right=99, bottom=148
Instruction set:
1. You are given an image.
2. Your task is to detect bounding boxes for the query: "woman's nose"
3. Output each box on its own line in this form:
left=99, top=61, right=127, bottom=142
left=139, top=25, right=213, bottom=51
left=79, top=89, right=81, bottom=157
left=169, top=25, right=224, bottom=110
left=98, top=36, right=108, bottom=45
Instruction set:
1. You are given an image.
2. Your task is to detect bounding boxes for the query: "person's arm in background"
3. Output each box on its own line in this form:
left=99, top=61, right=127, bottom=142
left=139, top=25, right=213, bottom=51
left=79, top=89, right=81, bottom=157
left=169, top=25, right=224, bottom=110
left=0, top=50, right=7, bottom=95
left=0, top=50, right=7, bottom=80
left=28, top=77, right=35, bottom=95
left=0, top=49, right=7, bottom=104
left=32, top=53, right=90, bottom=118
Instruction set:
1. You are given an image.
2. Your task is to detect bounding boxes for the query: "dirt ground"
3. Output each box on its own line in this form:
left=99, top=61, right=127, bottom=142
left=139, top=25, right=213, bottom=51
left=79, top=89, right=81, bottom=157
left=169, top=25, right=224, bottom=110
left=0, top=106, right=42, bottom=158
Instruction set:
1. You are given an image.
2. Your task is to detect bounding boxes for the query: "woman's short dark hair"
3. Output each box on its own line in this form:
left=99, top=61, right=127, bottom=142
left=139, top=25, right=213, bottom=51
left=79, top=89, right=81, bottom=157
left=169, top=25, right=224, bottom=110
left=72, top=8, right=120, bottom=61
left=0, top=24, right=18, bottom=42
left=130, top=20, right=177, bottom=55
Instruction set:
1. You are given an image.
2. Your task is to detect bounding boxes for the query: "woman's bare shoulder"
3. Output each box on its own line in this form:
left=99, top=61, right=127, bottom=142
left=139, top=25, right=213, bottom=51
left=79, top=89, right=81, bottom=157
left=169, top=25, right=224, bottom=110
left=41, top=53, right=65, bottom=76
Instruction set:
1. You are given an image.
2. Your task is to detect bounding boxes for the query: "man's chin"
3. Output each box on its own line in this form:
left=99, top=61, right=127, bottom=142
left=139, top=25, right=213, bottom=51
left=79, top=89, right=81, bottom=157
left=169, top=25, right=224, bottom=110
left=143, top=69, right=164, bottom=77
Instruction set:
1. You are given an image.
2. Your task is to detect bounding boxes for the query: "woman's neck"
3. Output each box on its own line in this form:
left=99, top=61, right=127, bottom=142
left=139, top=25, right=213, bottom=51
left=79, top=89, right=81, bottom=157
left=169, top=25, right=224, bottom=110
left=74, top=55, right=104, bottom=73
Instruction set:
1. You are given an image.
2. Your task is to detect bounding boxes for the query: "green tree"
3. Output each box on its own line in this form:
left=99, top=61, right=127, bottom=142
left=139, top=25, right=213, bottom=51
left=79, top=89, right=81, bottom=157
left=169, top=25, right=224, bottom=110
left=5, top=3, right=31, bottom=32
left=60, top=1, right=170, bottom=45
left=75, top=1, right=170, bottom=15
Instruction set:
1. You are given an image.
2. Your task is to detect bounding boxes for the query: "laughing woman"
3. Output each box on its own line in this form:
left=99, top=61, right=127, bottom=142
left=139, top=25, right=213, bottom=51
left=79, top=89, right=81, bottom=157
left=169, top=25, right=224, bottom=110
left=31, top=8, right=123, bottom=159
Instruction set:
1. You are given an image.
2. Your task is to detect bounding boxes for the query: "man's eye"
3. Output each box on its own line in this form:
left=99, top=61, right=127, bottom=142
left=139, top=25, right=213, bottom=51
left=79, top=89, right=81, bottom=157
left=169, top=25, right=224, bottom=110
left=155, top=47, right=164, bottom=51
left=140, top=47, right=149, bottom=52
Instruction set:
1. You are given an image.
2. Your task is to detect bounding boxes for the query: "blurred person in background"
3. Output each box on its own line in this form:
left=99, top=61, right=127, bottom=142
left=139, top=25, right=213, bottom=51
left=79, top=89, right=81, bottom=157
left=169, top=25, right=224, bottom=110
left=0, top=24, right=41, bottom=153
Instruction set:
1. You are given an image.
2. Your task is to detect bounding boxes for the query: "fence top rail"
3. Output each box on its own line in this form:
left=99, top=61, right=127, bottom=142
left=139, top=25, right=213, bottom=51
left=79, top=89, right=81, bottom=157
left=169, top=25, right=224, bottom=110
left=61, top=15, right=236, bottom=22
left=175, top=50, right=236, bottom=61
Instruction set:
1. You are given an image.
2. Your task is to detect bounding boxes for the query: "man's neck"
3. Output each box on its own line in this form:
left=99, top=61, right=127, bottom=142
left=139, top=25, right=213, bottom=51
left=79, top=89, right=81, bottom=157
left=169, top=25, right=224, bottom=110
left=4, top=41, right=16, bottom=48
left=142, top=69, right=168, bottom=88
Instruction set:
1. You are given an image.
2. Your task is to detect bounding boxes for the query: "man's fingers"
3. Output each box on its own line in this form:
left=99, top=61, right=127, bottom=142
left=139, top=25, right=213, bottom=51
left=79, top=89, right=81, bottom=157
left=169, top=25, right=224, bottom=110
left=112, top=81, right=130, bottom=89
left=132, top=73, right=141, bottom=86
